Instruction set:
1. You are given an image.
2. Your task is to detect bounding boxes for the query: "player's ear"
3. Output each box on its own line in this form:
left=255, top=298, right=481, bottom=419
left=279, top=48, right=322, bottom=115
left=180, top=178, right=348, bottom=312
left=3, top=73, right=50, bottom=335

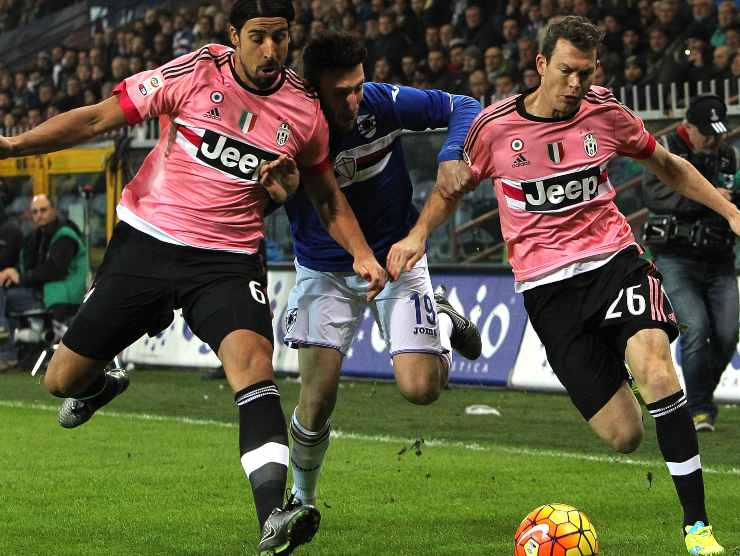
left=229, top=24, right=240, bottom=48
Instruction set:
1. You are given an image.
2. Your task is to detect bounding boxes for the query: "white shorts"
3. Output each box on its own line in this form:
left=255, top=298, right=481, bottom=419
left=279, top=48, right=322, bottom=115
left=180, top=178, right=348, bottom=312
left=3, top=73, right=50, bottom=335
left=284, top=255, right=445, bottom=356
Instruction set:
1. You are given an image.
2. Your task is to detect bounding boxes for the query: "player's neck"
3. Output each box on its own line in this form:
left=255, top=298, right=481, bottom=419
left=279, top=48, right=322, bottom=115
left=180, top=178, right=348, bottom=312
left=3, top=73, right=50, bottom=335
left=524, top=87, right=576, bottom=120
left=232, top=57, right=282, bottom=92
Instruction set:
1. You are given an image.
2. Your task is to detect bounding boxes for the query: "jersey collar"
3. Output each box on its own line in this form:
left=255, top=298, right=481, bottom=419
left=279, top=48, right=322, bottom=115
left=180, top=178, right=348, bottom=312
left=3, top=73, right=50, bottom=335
left=516, top=88, right=583, bottom=123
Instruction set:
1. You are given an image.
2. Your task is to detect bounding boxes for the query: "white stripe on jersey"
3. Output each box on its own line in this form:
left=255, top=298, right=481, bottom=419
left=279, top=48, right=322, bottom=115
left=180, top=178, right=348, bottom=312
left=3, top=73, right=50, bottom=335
left=334, top=129, right=402, bottom=187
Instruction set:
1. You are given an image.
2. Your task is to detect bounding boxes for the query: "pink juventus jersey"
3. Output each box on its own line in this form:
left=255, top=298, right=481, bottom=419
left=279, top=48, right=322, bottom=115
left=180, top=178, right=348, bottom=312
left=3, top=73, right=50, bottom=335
left=464, top=86, right=656, bottom=282
left=113, top=44, right=330, bottom=253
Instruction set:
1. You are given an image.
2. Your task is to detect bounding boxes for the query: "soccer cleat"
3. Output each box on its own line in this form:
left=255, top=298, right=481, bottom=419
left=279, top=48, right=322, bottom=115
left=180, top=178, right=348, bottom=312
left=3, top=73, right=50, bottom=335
left=434, top=292, right=482, bottom=360
left=58, top=369, right=129, bottom=429
left=693, top=413, right=715, bottom=433
left=257, top=495, right=321, bottom=556
left=685, top=522, right=725, bottom=555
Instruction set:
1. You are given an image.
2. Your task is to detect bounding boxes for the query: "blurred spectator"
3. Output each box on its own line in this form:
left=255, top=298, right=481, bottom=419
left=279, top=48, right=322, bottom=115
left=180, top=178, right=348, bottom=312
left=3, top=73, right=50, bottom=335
left=491, top=72, right=517, bottom=103
left=426, top=49, right=455, bottom=90
left=439, top=23, right=456, bottom=50
left=111, top=57, right=129, bottom=83
left=712, top=45, right=734, bottom=82
left=724, top=23, right=740, bottom=50
left=730, top=51, right=740, bottom=96
left=484, top=46, right=508, bottom=81
left=712, top=1, right=738, bottom=47
left=501, top=18, right=520, bottom=63
left=57, top=77, right=83, bottom=113
left=690, top=0, right=717, bottom=29
left=619, top=56, right=648, bottom=110
left=368, top=11, right=411, bottom=75
left=516, top=37, right=537, bottom=73
left=448, top=38, right=466, bottom=73
left=467, top=68, right=490, bottom=104
left=173, top=12, right=195, bottom=57
left=573, top=0, right=600, bottom=22
left=637, top=0, right=655, bottom=30
left=424, top=26, right=442, bottom=56
left=522, top=67, right=541, bottom=90
left=456, top=4, right=500, bottom=52
left=372, top=56, right=397, bottom=83
left=399, top=53, right=418, bottom=86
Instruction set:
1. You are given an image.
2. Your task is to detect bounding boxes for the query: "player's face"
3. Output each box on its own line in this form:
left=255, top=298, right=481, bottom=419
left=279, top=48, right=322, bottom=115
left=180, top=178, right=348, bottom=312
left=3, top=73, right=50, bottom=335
left=318, top=64, right=365, bottom=133
left=686, top=123, right=724, bottom=152
left=537, top=38, right=596, bottom=117
left=230, top=17, right=290, bottom=90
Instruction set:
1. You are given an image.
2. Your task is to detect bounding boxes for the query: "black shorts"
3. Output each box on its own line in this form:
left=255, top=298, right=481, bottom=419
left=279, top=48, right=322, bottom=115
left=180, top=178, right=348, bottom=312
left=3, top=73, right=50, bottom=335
left=523, top=247, right=679, bottom=420
left=63, top=222, right=273, bottom=361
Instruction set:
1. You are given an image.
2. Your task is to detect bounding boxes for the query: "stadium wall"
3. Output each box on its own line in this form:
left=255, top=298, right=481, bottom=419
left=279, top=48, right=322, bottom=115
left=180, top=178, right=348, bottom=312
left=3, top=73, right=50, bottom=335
left=121, top=269, right=740, bottom=404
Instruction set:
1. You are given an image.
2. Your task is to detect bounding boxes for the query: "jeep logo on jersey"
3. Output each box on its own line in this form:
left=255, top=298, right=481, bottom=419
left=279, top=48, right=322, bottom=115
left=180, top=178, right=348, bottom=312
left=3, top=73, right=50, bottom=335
left=276, top=122, right=291, bottom=146
left=197, top=130, right=278, bottom=181
left=522, top=165, right=602, bottom=212
left=583, top=133, right=598, bottom=157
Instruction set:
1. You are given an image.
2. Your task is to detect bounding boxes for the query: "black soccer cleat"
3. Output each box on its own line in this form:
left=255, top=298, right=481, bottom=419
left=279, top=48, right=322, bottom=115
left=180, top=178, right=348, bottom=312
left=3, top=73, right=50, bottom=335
left=257, top=495, right=321, bottom=556
left=434, top=292, right=482, bottom=360
left=58, top=369, right=129, bottom=429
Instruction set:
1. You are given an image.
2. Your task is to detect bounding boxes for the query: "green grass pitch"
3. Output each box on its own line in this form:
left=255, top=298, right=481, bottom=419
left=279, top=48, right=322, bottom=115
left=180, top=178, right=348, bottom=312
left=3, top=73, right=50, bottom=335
left=1, top=369, right=738, bottom=555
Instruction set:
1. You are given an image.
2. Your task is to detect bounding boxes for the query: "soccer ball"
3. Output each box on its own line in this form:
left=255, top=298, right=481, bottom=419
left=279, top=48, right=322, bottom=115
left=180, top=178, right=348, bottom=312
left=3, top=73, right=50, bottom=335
left=513, top=503, right=599, bottom=556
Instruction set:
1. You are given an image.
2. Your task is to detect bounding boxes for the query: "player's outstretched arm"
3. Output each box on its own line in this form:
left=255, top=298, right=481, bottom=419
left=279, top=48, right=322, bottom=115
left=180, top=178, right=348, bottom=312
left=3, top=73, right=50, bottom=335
left=0, top=96, right=128, bottom=159
left=640, top=142, right=740, bottom=234
left=387, top=186, right=461, bottom=280
left=303, top=167, right=387, bottom=300
left=259, top=155, right=300, bottom=204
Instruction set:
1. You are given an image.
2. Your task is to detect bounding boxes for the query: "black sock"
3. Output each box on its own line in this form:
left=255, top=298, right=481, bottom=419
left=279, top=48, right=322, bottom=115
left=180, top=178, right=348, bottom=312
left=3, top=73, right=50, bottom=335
left=647, top=391, right=709, bottom=529
left=235, top=380, right=289, bottom=529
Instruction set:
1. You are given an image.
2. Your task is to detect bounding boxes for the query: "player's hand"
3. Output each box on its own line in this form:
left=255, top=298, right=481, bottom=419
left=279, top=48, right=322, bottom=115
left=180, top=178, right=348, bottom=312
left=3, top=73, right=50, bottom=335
left=386, top=230, right=425, bottom=281
left=352, top=253, right=387, bottom=302
left=259, top=155, right=299, bottom=204
left=728, top=209, right=740, bottom=237
left=0, top=268, right=18, bottom=286
left=435, top=159, right=477, bottom=200
left=718, top=188, right=732, bottom=201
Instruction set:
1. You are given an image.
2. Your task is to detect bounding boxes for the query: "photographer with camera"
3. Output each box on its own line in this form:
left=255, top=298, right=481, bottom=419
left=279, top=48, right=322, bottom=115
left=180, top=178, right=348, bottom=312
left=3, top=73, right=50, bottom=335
left=642, top=94, right=740, bottom=432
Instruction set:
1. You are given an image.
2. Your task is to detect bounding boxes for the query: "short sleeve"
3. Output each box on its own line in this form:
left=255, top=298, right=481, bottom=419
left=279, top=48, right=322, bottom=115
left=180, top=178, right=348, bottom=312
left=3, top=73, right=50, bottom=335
left=112, top=48, right=214, bottom=125
left=296, top=106, right=330, bottom=174
left=614, top=104, right=656, bottom=159
left=462, top=111, right=496, bottom=182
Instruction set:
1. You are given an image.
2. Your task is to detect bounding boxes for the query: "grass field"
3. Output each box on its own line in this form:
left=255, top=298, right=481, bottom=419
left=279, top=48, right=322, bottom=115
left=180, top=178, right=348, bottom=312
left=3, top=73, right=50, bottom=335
left=1, top=369, right=739, bottom=555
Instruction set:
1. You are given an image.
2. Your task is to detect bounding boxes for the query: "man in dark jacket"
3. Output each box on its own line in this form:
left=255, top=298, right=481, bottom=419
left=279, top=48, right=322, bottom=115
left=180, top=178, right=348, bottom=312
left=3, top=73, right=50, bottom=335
left=0, top=194, right=87, bottom=370
left=642, top=94, right=739, bottom=432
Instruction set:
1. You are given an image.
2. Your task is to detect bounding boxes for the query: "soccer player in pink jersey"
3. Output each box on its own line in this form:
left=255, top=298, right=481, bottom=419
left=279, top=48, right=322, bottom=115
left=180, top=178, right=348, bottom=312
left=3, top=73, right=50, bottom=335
left=0, top=1, right=386, bottom=553
left=387, top=16, right=739, bottom=555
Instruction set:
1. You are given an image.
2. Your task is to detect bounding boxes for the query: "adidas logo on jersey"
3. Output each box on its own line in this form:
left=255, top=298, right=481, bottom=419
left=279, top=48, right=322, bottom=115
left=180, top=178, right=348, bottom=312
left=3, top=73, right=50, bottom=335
left=203, top=107, right=221, bottom=120
left=522, top=165, right=602, bottom=212
left=197, top=130, right=278, bottom=181
left=512, top=153, right=530, bottom=167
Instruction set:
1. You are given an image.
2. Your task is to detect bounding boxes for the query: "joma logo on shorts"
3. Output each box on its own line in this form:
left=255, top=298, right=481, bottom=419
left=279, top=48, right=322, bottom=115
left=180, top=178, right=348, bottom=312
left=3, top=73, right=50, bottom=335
left=522, top=165, right=602, bottom=212
left=197, top=130, right=278, bottom=181
left=413, top=326, right=437, bottom=336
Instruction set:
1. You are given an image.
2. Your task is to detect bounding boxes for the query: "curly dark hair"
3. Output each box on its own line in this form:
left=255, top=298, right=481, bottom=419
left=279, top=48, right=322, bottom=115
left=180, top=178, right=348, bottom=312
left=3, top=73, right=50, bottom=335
left=302, top=32, right=367, bottom=89
left=229, top=0, right=295, bottom=32
left=540, top=16, right=604, bottom=61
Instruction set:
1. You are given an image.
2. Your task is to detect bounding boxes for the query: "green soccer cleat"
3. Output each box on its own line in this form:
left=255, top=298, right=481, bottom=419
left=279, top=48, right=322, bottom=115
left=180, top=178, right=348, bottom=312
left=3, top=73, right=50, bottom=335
left=434, top=292, right=482, bottom=360
left=257, top=496, right=320, bottom=555
left=685, top=522, right=725, bottom=555
left=58, top=369, right=129, bottom=429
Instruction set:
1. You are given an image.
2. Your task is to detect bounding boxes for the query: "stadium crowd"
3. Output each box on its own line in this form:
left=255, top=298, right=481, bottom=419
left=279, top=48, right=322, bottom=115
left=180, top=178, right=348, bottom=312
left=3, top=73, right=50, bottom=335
left=1, top=0, right=740, bottom=136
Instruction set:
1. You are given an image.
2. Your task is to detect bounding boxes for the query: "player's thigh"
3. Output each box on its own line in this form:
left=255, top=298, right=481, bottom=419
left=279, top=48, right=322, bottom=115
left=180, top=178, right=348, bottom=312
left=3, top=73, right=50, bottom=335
left=182, top=271, right=274, bottom=388
left=588, top=381, right=644, bottom=454
left=284, top=263, right=364, bottom=355
left=375, top=263, right=444, bottom=359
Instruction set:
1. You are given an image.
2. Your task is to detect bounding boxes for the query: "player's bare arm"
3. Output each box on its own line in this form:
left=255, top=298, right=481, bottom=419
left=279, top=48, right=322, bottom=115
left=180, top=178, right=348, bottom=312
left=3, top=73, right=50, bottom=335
left=434, top=159, right=478, bottom=200
left=302, top=167, right=386, bottom=300
left=387, top=186, right=462, bottom=281
left=640, top=141, right=740, bottom=234
left=0, top=96, right=127, bottom=159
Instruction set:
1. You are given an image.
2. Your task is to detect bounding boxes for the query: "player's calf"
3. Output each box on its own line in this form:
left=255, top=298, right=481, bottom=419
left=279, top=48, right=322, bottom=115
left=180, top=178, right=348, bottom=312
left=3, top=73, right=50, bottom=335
left=57, top=368, right=129, bottom=429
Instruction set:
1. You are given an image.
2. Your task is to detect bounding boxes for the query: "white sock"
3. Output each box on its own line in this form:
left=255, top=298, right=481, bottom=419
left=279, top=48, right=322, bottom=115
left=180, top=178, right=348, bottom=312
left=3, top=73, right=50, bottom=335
left=289, top=408, right=331, bottom=505
left=438, top=312, right=453, bottom=370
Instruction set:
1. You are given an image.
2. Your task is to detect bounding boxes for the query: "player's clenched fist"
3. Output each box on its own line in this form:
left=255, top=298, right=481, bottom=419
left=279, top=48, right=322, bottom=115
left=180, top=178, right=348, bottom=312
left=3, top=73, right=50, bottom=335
left=386, top=230, right=425, bottom=281
left=434, top=159, right=477, bottom=200
left=259, top=154, right=300, bottom=204
left=352, top=252, right=387, bottom=301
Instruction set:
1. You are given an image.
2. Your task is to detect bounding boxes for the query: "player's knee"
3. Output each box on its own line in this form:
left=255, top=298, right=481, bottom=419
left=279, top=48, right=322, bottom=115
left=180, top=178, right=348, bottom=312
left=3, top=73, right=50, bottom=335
left=43, top=364, right=78, bottom=398
left=398, top=373, right=440, bottom=405
left=610, top=423, right=644, bottom=454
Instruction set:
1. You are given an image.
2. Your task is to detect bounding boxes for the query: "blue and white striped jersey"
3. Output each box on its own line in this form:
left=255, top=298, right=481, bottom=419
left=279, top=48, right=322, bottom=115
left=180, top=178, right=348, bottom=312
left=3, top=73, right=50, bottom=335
left=284, top=82, right=481, bottom=271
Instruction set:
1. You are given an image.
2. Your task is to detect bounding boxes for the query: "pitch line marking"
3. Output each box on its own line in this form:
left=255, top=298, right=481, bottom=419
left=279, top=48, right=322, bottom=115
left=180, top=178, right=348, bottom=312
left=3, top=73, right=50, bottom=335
left=2, top=400, right=739, bottom=477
